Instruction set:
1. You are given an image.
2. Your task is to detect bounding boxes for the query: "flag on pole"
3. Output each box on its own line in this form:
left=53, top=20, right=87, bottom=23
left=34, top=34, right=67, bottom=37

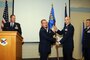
left=82, top=21, right=85, bottom=56
left=64, top=3, right=68, bottom=27
left=1, top=0, right=9, bottom=29
left=65, top=3, right=67, bottom=18
left=48, top=4, right=56, bottom=30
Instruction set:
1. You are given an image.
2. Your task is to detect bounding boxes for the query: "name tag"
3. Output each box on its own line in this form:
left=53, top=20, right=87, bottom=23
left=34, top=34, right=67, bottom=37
left=87, top=30, right=90, bottom=33
left=65, top=28, right=68, bottom=31
left=15, top=25, right=18, bottom=29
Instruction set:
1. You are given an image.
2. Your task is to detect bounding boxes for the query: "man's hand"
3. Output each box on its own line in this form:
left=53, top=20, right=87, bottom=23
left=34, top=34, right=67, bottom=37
left=52, top=25, right=58, bottom=33
left=53, top=25, right=58, bottom=32
left=56, top=41, right=60, bottom=46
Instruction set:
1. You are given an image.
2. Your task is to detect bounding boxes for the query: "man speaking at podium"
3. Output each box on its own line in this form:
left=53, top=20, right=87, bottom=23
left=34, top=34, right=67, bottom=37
left=2, top=15, right=22, bottom=35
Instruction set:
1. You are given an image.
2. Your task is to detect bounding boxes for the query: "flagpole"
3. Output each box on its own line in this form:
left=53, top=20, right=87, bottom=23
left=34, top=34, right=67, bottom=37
left=51, top=3, right=59, bottom=60
left=55, top=42, right=60, bottom=60
left=12, top=0, right=14, bottom=15
left=82, top=20, right=85, bottom=60
left=48, top=3, right=60, bottom=60
left=69, top=0, right=70, bottom=17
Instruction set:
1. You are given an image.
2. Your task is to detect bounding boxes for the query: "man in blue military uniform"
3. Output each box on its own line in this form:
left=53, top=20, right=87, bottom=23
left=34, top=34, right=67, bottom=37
left=39, top=19, right=56, bottom=60
left=54, top=17, right=74, bottom=60
left=83, top=19, right=90, bottom=60
left=3, top=15, right=22, bottom=35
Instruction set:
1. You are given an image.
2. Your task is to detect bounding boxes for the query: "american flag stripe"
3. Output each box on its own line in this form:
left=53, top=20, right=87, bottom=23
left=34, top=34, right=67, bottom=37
left=1, top=0, right=9, bottom=29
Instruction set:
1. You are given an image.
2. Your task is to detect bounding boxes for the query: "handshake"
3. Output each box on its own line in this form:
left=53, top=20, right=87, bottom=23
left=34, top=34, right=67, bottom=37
left=56, top=41, right=61, bottom=46
left=52, top=26, right=62, bottom=46
left=53, top=34, right=62, bottom=46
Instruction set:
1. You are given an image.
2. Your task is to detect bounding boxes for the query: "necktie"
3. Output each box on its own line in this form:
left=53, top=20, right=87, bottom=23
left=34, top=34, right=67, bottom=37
left=11, top=23, right=14, bottom=27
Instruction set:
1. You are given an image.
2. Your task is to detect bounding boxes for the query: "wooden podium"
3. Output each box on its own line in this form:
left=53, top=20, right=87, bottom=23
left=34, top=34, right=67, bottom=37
left=0, top=31, right=23, bottom=60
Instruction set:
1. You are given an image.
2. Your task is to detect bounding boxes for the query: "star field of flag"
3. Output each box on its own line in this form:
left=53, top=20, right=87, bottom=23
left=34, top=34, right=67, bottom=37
left=3, top=0, right=9, bottom=22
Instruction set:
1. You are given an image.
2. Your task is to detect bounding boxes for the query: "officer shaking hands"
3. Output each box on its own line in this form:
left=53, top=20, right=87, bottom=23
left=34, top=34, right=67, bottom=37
left=53, top=17, right=74, bottom=60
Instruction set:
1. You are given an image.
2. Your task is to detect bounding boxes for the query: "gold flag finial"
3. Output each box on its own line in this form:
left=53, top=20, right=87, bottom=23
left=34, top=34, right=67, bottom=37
left=65, top=3, right=67, bottom=6
left=83, top=20, right=85, bottom=22
left=51, top=3, right=53, bottom=7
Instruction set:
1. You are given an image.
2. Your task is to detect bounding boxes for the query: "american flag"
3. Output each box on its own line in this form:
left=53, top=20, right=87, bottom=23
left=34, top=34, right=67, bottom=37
left=1, top=0, right=9, bottom=29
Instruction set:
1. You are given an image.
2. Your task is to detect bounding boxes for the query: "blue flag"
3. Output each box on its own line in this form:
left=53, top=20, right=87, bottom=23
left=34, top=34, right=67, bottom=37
left=82, top=22, right=85, bottom=56
left=48, top=4, right=56, bottom=30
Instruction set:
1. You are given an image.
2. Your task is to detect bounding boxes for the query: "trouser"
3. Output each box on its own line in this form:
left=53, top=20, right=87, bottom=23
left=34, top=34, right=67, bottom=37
left=40, top=52, right=49, bottom=60
left=63, top=47, right=73, bottom=60
left=83, top=48, right=90, bottom=60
